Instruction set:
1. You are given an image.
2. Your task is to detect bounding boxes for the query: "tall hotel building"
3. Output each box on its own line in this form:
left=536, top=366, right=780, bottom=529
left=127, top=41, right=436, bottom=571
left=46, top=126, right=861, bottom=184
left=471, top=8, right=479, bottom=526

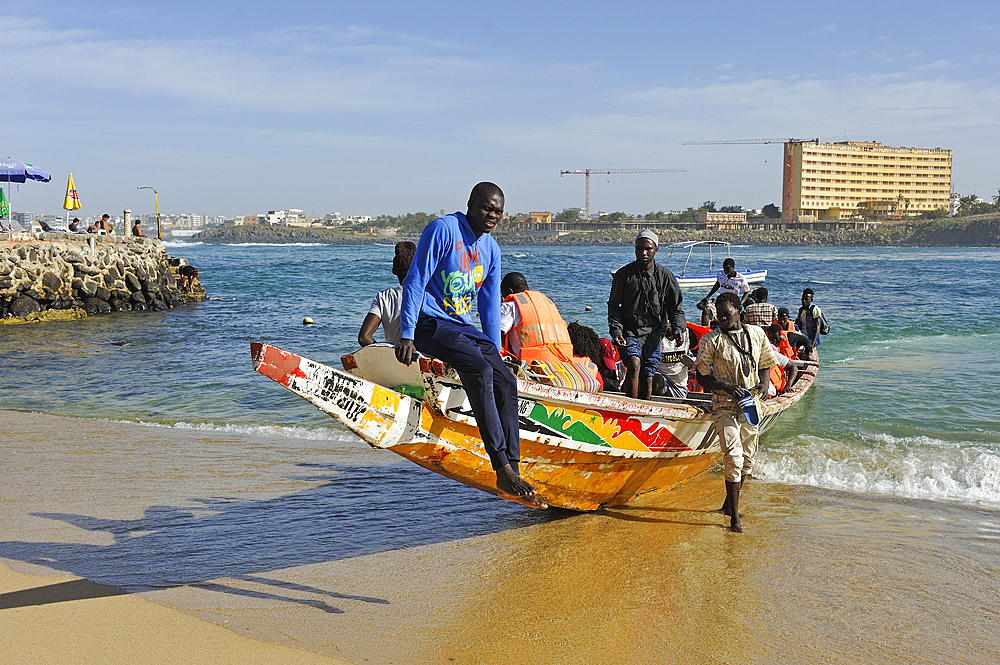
left=783, top=141, right=952, bottom=221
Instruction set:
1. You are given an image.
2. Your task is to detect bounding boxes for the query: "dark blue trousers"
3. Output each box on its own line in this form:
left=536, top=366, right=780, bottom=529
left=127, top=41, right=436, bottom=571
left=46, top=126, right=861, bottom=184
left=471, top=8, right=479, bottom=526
left=414, top=316, right=520, bottom=472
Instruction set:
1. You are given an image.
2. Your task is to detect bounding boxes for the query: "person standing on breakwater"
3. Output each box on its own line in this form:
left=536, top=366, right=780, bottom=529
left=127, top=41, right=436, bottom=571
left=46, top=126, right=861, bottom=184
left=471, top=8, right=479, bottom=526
left=395, top=183, right=544, bottom=508
left=178, top=265, right=199, bottom=293
left=607, top=229, right=686, bottom=400
left=695, top=292, right=776, bottom=533
left=358, top=241, right=416, bottom=346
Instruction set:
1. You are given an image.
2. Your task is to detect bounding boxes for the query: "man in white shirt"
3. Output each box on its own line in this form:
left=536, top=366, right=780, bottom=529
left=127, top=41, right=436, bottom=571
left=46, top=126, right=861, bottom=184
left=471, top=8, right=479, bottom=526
left=697, top=257, right=752, bottom=311
left=357, top=241, right=416, bottom=346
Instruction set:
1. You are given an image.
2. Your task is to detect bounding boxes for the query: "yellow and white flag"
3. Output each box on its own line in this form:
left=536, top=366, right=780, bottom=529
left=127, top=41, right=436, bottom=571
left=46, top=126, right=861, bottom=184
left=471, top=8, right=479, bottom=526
left=63, top=173, right=81, bottom=210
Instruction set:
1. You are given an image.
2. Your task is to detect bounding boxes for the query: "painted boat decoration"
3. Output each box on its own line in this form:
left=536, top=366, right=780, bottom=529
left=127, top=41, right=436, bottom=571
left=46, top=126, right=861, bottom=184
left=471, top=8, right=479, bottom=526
left=664, top=240, right=766, bottom=288
left=251, top=342, right=816, bottom=511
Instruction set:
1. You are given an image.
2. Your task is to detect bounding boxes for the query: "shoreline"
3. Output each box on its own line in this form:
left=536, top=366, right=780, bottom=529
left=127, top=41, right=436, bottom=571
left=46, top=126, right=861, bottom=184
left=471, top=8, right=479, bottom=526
left=191, top=214, right=1000, bottom=247
left=2, top=409, right=999, bottom=664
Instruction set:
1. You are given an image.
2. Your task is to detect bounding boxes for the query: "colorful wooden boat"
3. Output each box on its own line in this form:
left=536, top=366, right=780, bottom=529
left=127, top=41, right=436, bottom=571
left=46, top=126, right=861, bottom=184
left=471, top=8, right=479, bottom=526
left=251, top=342, right=817, bottom=511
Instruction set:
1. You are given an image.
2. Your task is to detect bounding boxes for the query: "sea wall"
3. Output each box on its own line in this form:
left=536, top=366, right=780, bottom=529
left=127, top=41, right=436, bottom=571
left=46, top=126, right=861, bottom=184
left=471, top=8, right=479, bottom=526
left=194, top=215, right=1000, bottom=247
left=0, top=232, right=204, bottom=324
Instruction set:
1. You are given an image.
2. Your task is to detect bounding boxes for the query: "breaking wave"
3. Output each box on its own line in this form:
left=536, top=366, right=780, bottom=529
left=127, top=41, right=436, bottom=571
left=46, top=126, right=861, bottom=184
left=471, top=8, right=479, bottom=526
left=757, top=432, right=1000, bottom=508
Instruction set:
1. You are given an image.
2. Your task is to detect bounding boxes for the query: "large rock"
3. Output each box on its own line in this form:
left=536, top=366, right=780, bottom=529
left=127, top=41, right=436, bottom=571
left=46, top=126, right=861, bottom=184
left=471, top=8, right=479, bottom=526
left=64, top=251, right=84, bottom=264
left=83, top=297, right=112, bottom=315
left=125, top=273, right=142, bottom=292
left=10, top=295, right=41, bottom=317
left=42, top=272, right=63, bottom=290
left=95, top=286, right=111, bottom=302
left=130, top=291, right=147, bottom=304
left=76, top=280, right=98, bottom=298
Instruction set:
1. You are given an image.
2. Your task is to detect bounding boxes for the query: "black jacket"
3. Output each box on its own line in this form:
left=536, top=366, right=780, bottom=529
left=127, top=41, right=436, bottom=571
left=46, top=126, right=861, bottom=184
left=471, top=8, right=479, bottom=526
left=607, top=261, right=685, bottom=342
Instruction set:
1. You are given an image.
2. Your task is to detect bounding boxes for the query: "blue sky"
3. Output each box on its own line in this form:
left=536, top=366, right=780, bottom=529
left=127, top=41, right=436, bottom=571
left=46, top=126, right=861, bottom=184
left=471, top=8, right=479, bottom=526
left=3, top=1, right=998, bottom=218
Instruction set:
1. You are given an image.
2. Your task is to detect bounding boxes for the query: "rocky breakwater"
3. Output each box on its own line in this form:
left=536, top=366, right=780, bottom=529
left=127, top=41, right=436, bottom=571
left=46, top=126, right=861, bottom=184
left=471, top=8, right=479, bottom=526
left=0, top=232, right=205, bottom=324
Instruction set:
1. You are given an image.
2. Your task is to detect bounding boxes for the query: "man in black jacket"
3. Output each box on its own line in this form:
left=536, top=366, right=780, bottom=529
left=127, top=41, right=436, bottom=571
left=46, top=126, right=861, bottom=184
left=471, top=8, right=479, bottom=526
left=608, top=230, right=685, bottom=399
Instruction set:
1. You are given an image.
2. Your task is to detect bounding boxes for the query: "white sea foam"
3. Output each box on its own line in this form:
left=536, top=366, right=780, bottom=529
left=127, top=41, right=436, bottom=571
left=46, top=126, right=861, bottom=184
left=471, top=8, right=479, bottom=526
left=162, top=241, right=204, bottom=248
left=126, top=419, right=358, bottom=443
left=757, top=432, right=1000, bottom=508
left=223, top=242, right=338, bottom=247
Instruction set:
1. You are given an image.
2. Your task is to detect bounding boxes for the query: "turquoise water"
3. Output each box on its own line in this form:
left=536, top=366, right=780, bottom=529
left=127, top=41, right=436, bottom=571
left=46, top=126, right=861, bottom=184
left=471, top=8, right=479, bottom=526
left=2, top=242, right=998, bottom=508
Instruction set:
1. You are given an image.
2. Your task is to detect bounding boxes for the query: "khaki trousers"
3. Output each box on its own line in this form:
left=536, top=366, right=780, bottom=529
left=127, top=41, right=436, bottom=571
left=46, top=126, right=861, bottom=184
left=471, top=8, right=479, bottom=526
left=713, top=409, right=759, bottom=483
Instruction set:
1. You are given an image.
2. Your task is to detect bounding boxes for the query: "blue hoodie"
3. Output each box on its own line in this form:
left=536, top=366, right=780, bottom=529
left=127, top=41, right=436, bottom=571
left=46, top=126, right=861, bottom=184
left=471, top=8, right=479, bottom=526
left=399, top=212, right=502, bottom=348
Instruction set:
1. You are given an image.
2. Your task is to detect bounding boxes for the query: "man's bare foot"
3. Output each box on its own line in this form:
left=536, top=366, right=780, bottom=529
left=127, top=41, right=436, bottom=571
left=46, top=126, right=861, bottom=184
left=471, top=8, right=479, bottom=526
left=496, top=465, right=547, bottom=509
left=729, top=517, right=744, bottom=533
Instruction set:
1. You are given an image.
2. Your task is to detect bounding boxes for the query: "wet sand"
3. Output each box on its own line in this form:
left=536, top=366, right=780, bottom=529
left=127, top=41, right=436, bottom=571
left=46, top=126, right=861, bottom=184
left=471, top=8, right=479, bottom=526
left=2, top=409, right=999, bottom=664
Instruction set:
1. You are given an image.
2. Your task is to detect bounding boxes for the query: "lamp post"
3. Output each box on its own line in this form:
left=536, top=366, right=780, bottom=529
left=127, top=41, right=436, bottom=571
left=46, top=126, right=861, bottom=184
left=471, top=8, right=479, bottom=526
left=137, top=186, right=162, bottom=239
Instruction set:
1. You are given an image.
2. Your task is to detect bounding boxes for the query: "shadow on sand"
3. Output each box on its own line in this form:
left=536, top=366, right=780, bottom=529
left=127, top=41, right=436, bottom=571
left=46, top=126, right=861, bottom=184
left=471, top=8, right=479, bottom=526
left=0, top=462, right=565, bottom=613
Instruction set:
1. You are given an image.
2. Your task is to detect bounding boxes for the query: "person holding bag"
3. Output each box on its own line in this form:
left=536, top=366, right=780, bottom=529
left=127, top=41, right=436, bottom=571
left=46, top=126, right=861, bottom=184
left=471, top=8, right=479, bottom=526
left=695, top=292, right=778, bottom=533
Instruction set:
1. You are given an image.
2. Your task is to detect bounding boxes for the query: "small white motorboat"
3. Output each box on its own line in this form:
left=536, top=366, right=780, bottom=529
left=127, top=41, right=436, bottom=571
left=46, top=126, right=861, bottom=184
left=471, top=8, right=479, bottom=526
left=663, top=240, right=766, bottom=288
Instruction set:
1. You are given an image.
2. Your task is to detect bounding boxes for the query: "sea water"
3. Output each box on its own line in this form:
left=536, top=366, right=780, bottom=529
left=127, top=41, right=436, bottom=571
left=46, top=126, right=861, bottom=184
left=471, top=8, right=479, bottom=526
left=1, top=242, right=998, bottom=509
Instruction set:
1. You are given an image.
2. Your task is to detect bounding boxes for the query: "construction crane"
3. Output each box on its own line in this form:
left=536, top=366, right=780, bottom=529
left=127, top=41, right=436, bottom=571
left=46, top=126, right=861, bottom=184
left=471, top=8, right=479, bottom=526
left=682, top=138, right=819, bottom=223
left=559, top=168, right=685, bottom=220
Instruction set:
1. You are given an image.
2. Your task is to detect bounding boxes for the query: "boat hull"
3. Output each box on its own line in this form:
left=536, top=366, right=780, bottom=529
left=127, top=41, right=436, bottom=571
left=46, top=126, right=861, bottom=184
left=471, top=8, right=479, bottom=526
left=676, top=269, right=767, bottom=289
left=251, top=342, right=815, bottom=511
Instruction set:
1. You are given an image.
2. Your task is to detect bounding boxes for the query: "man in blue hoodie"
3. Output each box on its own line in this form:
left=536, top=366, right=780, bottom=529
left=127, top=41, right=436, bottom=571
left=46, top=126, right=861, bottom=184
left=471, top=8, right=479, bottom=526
left=395, top=183, right=545, bottom=508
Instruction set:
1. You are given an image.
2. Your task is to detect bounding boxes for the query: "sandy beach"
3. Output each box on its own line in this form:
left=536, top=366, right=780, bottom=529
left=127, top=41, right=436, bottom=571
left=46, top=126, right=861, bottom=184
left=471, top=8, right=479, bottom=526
left=3, top=409, right=999, bottom=664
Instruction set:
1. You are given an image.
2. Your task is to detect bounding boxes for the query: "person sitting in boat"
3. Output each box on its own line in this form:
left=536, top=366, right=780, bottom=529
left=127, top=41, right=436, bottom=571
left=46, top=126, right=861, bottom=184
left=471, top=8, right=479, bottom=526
left=608, top=229, right=686, bottom=400
left=653, top=325, right=694, bottom=399
left=394, top=182, right=544, bottom=508
left=796, top=288, right=826, bottom=348
left=745, top=287, right=778, bottom=328
left=358, top=241, right=417, bottom=346
left=566, top=322, right=622, bottom=391
left=684, top=321, right=713, bottom=393
left=697, top=257, right=752, bottom=312
left=499, top=272, right=602, bottom=388
left=776, top=307, right=797, bottom=332
left=765, top=323, right=805, bottom=395
left=773, top=323, right=813, bottom=360
left=699, top=296, right=717, bottom=327
left=695, top=292, right=777, bottom=533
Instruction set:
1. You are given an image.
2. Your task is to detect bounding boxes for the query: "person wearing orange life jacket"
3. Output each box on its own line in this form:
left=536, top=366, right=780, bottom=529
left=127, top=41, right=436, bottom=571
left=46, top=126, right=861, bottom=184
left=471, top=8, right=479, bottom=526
left=500, top=272, right=602, bottom=386
left=776, top=307, right=798, bottom=333
left=765, top=324, right=807, bottom=394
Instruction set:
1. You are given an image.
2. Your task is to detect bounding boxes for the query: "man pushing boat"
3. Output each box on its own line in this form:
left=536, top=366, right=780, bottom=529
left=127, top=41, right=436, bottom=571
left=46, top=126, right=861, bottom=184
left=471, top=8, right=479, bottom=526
left=394, top=183, right=546, bottom=509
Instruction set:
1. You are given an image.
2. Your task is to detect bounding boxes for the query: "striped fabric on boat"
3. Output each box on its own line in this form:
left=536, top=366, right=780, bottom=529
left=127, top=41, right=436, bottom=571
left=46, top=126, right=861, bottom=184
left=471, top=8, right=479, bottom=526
left=529, top=359, right=602, bottom=393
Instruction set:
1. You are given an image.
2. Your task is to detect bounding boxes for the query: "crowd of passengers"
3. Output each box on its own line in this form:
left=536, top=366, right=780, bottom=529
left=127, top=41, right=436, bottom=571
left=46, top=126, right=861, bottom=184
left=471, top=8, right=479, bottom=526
left=357, top=232, right=823, bottom=403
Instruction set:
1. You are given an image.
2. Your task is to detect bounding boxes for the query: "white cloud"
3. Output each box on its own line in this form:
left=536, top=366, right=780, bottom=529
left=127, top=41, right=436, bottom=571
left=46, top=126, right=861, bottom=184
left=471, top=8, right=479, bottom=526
left=1, top=16, right=484, bottom=113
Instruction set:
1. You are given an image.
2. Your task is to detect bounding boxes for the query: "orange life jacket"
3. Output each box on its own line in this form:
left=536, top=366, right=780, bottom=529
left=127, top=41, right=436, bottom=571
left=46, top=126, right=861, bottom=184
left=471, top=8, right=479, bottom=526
left=767, top=330, right=797, bottom=394
left=769, top=362, right=787, bottom=394
left=778, top=320, right=796, bottom=333
left=777, top=329, right=797, bottom=361
left=686, top=321, right=712, bottom=340
left=504, top=290, right=602, bottom=386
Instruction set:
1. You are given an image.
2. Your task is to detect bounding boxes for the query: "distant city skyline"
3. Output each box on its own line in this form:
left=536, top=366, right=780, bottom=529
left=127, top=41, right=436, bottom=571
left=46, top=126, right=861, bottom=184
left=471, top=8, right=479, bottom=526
left=3, top=1, right=998, bottom=218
